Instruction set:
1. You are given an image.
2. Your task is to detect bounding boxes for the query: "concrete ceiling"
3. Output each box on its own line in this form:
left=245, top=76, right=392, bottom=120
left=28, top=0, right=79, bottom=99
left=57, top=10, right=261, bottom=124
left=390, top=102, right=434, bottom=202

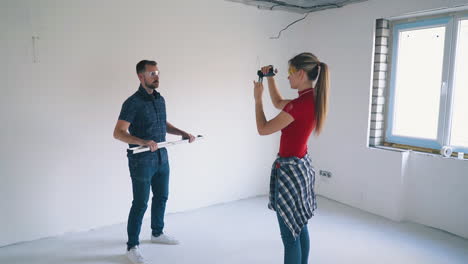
left=226, top=0, right=369, bottom=14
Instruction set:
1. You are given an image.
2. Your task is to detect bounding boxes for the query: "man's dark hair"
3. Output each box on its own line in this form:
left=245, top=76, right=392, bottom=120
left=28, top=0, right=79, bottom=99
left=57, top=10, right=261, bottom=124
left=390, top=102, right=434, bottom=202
left=136, top=60, right=157, bottom=74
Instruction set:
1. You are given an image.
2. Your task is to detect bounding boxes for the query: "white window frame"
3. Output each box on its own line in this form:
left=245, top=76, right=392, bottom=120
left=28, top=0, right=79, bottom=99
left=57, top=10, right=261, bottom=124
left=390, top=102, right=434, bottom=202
left=386, top=12, right=468, bottom=154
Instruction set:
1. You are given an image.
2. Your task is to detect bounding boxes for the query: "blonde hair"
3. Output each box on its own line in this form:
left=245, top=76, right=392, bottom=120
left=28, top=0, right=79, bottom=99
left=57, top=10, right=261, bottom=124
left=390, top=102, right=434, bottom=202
left=289, top=52, right=329, bottom=135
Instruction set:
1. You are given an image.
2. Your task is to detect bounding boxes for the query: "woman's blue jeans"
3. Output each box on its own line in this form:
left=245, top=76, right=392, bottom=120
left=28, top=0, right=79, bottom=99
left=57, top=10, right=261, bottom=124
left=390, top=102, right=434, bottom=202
left=277, top=213, right=310, bottom=264
left=273, top=160, right=310, bottom=264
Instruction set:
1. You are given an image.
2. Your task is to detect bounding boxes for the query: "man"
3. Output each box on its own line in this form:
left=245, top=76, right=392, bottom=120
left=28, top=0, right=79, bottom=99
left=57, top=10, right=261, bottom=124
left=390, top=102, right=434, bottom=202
left=114, top=60, right=195, bottom=264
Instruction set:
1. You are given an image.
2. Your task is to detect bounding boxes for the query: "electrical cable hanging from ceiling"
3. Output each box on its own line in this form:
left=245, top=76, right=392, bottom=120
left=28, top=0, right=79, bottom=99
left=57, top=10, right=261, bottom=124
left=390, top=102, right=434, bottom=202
left=264, top=0, right=343, bottom=39
left=270, top=12, right=310, bottom=39
left=266, top=0, right=341, bottom=11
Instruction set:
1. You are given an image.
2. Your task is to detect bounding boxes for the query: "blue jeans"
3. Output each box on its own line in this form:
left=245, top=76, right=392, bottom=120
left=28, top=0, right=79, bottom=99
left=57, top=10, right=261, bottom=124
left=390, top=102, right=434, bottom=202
left=273, top=161, right=310, bottom=264
left=277, top=213, right=310, bottom=264
left=126, top=156, right=170, bottom=250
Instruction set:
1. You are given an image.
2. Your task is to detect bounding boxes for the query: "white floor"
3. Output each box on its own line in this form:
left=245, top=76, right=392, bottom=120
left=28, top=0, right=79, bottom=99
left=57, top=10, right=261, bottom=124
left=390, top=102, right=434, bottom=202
left=1, top=196, right=467, bottom=264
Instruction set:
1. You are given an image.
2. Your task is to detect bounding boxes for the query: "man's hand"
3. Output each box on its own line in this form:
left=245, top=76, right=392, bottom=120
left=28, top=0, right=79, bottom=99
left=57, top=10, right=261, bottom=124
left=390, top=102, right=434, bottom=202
left=182, top=132, right=196, bottom=143
left=142, top=140, right=158, bottom=152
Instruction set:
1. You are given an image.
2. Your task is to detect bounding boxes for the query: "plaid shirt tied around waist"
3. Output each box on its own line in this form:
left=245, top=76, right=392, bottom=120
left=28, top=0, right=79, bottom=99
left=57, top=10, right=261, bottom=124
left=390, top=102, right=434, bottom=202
left=268, top=153, right=317, bottom=239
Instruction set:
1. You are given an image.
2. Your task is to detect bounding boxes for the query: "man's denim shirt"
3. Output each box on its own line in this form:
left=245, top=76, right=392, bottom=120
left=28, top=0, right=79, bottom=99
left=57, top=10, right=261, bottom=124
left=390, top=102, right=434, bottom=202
left=118, top=85, right=168, bottom=163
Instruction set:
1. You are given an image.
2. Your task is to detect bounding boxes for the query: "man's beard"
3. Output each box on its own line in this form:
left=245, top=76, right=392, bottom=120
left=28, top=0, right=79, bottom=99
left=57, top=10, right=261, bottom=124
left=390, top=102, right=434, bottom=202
left=145, top=81, right=158, bottom=89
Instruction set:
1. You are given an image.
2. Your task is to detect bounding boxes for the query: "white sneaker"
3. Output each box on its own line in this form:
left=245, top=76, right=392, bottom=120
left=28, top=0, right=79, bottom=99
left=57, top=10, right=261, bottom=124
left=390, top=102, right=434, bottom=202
left=151, top=233, right=180, bottom=245
left=126, top=246, right=145, bottom=264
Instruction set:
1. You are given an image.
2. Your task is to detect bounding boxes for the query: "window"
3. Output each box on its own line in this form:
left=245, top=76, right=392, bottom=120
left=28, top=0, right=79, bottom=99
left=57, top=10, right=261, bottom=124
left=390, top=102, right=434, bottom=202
left=385, top=13, right=468, bottom=154
left=450, top=20, right=468, bottom=149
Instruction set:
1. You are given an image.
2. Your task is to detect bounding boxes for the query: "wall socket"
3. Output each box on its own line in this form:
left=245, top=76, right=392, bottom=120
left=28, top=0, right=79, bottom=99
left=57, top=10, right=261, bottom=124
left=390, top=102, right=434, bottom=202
left=319, top=170, right=332, bottom=178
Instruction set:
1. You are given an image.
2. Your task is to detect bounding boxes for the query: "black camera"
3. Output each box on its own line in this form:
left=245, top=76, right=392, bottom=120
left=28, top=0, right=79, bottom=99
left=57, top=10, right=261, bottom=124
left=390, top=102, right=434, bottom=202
left=257, top=66, right=276, bottom=82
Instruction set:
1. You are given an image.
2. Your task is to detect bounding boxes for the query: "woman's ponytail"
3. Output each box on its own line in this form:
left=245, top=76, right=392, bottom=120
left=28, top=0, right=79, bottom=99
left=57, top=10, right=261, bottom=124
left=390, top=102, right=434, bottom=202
left=314, top=62, right=329, bottom=135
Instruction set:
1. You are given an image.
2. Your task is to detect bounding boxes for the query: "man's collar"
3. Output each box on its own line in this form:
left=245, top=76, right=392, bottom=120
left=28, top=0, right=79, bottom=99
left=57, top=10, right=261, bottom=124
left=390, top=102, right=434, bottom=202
left=137, top=84, right=160, bottom=101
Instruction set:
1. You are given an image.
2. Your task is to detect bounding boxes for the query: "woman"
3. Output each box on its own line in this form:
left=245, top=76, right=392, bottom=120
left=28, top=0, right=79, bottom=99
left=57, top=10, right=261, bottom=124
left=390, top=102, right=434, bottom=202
left=253, top=52, right=329, bottom=264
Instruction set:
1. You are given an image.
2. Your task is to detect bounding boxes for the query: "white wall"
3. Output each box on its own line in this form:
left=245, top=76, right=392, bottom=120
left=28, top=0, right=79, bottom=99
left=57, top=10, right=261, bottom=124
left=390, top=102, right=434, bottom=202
left=404, top=153, right=468, bottom=238
left=0, top=0, right=302, bottom=247
left=281, top=0, right=468, bottom=238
